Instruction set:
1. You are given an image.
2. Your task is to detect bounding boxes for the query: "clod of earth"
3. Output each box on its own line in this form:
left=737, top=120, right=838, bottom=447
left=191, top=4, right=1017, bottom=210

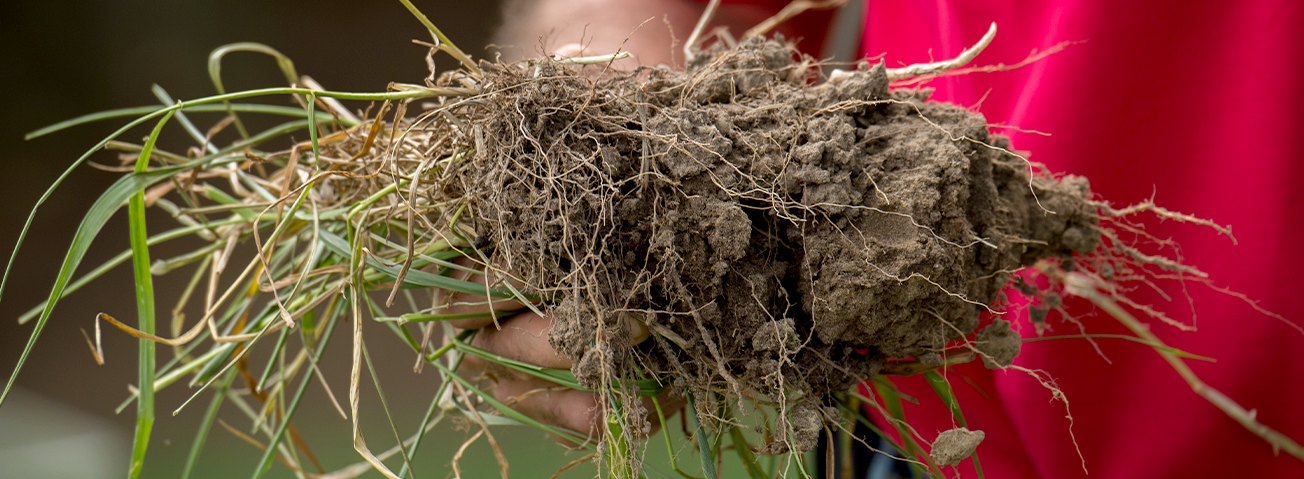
left=930, top=427, right=986, bottom=466
left=976, top=318, right=1022, bottom=368
left=443, top=35, right=1099, bottom=450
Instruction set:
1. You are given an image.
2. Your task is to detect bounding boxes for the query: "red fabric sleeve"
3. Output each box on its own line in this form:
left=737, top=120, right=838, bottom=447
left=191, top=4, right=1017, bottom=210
left=850, top=1, right=1304, bottom=478
left=694, top=0, right=1304, bottom=476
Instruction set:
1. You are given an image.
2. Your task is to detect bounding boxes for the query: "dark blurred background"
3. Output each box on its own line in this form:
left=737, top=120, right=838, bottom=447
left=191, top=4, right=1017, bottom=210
left=0, top=1, right=617, bottom=478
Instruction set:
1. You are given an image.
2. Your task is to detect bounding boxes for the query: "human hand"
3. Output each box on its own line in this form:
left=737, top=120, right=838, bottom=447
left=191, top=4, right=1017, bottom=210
left=437, top=259, right=681, bottom=445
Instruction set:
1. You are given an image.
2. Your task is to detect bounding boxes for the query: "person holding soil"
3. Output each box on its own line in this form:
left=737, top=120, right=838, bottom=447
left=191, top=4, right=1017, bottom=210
left=454, top=1, right=1304, bottom=477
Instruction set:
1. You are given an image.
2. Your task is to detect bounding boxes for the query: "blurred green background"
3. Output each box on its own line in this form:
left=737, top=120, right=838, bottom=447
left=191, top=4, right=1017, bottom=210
left=0, top=1, right=591, bottom=477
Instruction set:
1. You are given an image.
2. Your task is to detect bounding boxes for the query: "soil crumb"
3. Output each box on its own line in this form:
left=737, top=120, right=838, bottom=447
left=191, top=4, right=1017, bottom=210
left=976, top=318, right=1022, bottom=368
left=930, top=427, right=986, bottom=466
left=443, top=36, right=1100, bottom=437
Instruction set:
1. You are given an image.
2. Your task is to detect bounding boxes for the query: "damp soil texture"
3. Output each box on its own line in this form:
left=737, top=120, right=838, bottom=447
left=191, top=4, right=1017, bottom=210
left=444, top=37, right=1100, bottom=447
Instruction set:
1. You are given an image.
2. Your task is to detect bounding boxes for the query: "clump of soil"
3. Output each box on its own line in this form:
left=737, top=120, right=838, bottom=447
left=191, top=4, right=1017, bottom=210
left=931, top=427, right=986, bottom=466
left=443, top=36, right=1099, bottom=449
left=976, top=318, right=1022, bottom=368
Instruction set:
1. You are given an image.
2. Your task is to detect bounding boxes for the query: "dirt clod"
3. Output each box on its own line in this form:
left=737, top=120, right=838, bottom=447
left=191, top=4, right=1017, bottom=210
left=976, top=318, right=1021, bottom=368
left=764, top=402, right=824, bottom=454
left=930, top=427, right=986, bottom=466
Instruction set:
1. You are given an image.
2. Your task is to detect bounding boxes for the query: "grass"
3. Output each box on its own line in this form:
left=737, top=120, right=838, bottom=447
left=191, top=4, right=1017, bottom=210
left=124, top=105, right=175, bottom=478
left=0, top=26, right=822, bottom=475
left=0, top=44, right=478, bottom=479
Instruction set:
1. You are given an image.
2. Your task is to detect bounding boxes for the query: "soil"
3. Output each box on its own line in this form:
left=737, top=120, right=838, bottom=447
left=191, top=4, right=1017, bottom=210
left=930, top=427, right=986, bottom=466
left=443, top=36, right=1100, bottom=450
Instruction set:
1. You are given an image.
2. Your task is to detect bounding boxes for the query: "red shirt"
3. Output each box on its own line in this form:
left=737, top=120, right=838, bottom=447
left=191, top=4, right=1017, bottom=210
left=743, top=0, right=1304, bottom=476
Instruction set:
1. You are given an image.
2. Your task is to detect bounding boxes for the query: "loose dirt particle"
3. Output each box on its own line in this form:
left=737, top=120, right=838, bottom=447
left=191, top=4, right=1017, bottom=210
left=976, top=318, right=1022, bottom=368
left=930, top=427, right=986, bottom=466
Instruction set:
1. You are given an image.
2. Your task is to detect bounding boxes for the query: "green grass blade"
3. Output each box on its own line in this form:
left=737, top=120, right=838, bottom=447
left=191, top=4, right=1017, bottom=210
left=835, top=393, right=914, bottom=465
left=180, top=370, right=237, bottom=479
left=924, top=370, right=984, bottom=478
left=923, top=371, right=967, bottom=426
left=727, top=416, right=766, bottom=479
left=449, top=334, right=586, bottom=390
left=150, top=241, right=225, bottom=276
left=604, top=406, right=634, bottom=479
left=378, top=310, right=524, bottom=323
left=431, top=360, right=593, bottom=448
left=205, top=185, right=259, bottom=221
left=872, top=381, right=940, bottom=478
left=685, top=393, right=718, bottom=479
left=256, top=327, right=292, bottom=392
left=396, top=0, right=480, bottom=75
left=341, top=152, right=464, bottom=221
left=26, top=105, right=166, bottom=140
left=116, top=334, right=236, bottom=414
left=4, top=106, right=310, bottom=325
left=397, top=341, right=466, bottom=478
left=3, top=173, right=162, bottom=408
left=152, top=84, right=217, bottom=154
left=127, top=109, right=174, bottom=478
left=316, top=229, right=522, bottom=298
left=365, top=232, right=472, bottom=272
left=307, top=92, right=321, bottom=171
left=24, top=103, right=342, bottom=140
left=395, top=397, right=441, bottom=479
left=1, top=118, right=302, bottom=409
left=17, top=218, right=241, bottom=325
left=653, top=397, right=704, bottom=479
left=208, top=43, right=298, bottom=92
left=5, top=82, right=467, bottom=408
left=236, top=170, right=279, bottom=203
left=208, top=42, right=299, bottom=139
left=0, top=105, right=171, bottom=318
left=251, top=300, right=343, bottom=479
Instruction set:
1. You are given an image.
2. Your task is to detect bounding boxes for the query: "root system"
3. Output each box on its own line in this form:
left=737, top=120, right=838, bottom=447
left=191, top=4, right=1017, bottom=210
left=430, top=36, right=1100, bottom=451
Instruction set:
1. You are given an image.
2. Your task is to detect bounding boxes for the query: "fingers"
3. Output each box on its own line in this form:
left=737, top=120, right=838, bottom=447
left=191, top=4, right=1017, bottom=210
left=451, top=312, right=686, bottom=444
left=454, top=311, right=597, bottom=444
left=435, top=256, right=530, bottom=330
left=481, top=374, right=685, bottom=446
left=460, top=311, right=575, bottom=370
left=492, top=377, right=603, bottom=442
left=436, top=259, right=685, bottom=446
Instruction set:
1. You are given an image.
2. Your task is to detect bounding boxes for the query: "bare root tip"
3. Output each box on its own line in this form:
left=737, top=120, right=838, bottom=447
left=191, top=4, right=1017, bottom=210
left=886, top=22, right=997, bottom=81
left=1100, top=200, right=1236, bottom=244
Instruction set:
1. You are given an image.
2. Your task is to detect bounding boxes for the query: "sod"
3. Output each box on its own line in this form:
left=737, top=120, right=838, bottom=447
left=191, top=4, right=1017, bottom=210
left=2, top=2, right=1300, bottom=477
left=460, top=33, right=1104, bottom=452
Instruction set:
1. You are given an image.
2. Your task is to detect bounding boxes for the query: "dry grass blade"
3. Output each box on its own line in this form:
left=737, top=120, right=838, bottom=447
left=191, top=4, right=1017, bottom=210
left=237, top=362, right=326, bottom=473
left=453, top=381, right=510, bottom=478
left=549, top=452, right=598, bottom=479
left=96, top=312, right=209, bottom=347
left=684, top=0, right=722, bottom=65
left=742, top=0, right=849, bottom=41
left=217, top=419, right=309, bottom=473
